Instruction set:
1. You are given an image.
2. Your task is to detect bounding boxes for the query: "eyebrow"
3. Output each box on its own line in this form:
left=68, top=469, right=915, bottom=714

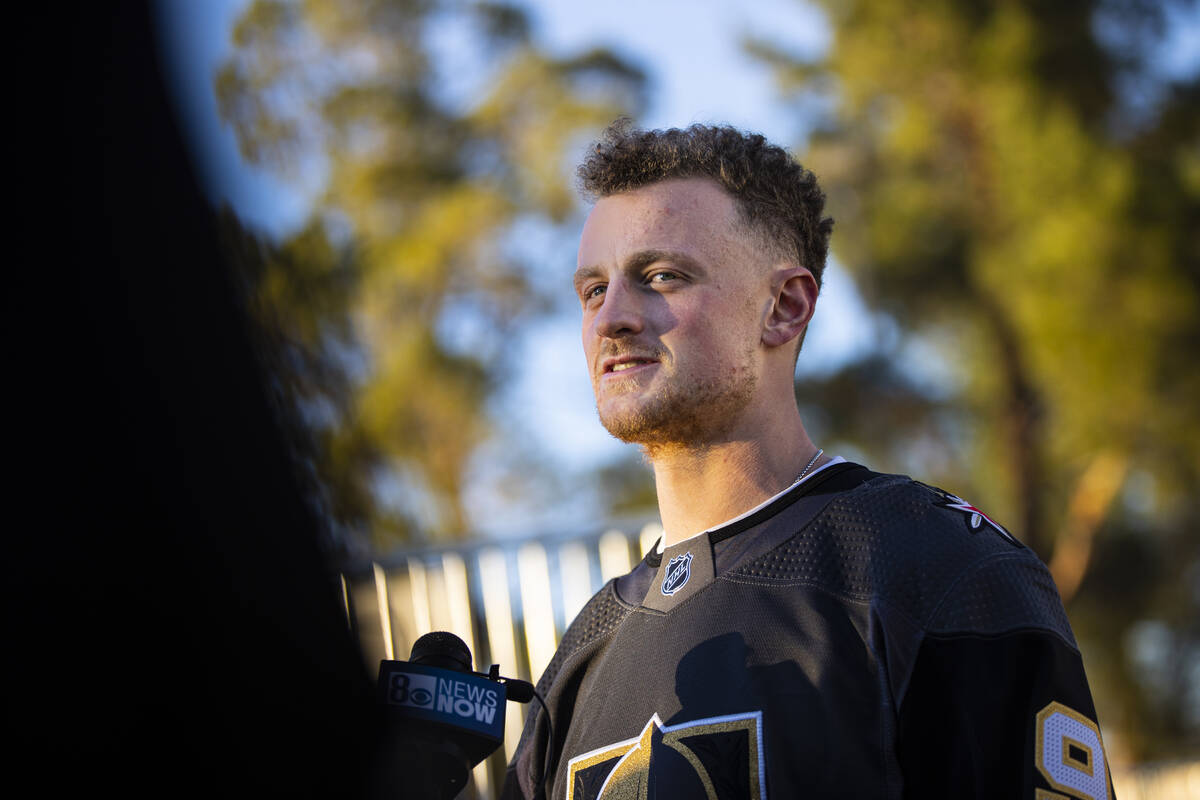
left=572, top=264, right=605, bottom=294
left=573, top=249, right=705, bottom=292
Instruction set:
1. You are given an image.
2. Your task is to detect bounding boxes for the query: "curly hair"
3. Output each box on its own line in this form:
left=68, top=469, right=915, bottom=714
left=577, top=120, right=833, bottom=285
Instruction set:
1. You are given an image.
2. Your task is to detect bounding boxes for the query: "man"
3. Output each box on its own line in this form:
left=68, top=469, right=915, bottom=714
left=502, top=122, right=1113, bottom=799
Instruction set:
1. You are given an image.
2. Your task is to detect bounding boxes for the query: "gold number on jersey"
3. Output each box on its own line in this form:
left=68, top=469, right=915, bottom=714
left=1034, top=701, right=1111, bottom=800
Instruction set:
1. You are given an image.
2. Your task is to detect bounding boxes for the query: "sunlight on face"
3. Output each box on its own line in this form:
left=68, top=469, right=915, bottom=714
left=576, top=178, right=771, bottom=451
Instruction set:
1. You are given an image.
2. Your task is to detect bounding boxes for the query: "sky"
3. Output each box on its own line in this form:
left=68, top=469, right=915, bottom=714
left=155, top=0, right=888, bottom=537
left=154, top=0, right=1198, bottom=538
left=158, top=0, right=832, bottom=235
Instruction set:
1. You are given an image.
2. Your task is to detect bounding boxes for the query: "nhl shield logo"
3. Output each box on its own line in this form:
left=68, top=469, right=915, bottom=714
left=661, top=551, right=693, bottom=596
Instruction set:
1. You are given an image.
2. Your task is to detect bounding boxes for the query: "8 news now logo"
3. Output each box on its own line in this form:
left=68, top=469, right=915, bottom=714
left=388, top=671, right=499, bottom=725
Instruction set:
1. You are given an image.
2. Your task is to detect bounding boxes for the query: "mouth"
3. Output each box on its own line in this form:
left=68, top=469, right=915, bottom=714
left=602, top=356, right=659, bottom=376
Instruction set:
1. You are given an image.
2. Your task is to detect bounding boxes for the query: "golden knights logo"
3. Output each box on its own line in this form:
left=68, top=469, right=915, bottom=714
left=661, top=551, right=693, bottom=596
left=565, top=711, right=766, bottom=800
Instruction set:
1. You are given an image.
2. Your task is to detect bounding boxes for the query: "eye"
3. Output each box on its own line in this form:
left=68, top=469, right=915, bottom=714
left=647, top=270, right=679, bottom=285
left=583, top=283, right=606, bottom=301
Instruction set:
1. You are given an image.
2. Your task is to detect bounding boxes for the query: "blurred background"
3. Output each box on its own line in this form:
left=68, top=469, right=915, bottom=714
left=66, top=0, right=1199, bottom=796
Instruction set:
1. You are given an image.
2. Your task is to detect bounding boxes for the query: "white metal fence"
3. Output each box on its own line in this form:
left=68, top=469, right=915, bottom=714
left=340, top=521, right=663, bottom=799
left=1112, top=759, right=1200, bottom=800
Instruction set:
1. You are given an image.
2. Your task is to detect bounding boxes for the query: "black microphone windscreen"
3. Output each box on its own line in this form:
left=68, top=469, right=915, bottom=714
left=410, top=631, right=473, bottom=672
left=505, top=679, right=535, bottom=703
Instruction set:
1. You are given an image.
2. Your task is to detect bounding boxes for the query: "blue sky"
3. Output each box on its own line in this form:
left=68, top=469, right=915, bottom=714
left=158, top=0, right=832, bottom=234
left=154, top=0, right=1198, bottom=537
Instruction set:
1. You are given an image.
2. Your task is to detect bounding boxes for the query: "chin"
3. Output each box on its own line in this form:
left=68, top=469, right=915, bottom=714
left=597, top=376, right=756, bottom=449
left=598, top=405, right=708, bottom=448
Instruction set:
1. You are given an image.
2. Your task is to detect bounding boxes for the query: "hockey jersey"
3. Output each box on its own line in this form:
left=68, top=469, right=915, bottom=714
left=501, top=463, right=1114, bottom=799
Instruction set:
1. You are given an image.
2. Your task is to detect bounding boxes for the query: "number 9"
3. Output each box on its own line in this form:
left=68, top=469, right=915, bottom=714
left=1035, top=701, right=1111, bottom=800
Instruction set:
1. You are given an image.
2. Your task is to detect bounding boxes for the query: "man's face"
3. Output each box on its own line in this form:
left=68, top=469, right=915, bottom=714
left=574, top=178, right=772, bottom=450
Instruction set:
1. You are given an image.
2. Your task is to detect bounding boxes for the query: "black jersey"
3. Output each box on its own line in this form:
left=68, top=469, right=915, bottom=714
left=500, top=463, right=1114, bottom=800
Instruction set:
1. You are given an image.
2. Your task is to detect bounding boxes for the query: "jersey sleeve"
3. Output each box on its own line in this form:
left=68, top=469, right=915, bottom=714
left=500, top=581, right=632, bottom=800
left=895, top=553, right=1116, bottom=799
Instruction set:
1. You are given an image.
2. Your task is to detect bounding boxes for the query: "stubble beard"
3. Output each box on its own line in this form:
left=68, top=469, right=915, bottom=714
left=596, top=364, right=759, bottom=458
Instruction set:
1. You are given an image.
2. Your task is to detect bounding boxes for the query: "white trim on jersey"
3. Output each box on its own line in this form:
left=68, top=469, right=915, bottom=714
left=656, top=456, right=847, bottom=555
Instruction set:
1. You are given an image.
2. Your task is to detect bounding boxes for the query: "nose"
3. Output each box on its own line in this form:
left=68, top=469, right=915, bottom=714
left=592, top=279, right=645, bottom=339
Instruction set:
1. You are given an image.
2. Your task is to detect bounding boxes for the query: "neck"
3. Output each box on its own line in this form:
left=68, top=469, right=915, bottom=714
left=648, top=407, right=824, bottom=547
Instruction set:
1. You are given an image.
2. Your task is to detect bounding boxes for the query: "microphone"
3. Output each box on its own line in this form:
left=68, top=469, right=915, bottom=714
left=502, top=675, right=535, bottom=703
left=373, top=632, right=530, bottom=799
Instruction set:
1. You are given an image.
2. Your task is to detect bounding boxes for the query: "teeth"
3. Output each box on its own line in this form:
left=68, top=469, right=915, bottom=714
left=611, top=361, right=647, bottom=372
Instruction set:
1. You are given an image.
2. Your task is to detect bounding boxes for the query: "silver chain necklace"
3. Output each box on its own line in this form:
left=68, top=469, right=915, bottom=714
left=795, top=448, right=824, bottom=484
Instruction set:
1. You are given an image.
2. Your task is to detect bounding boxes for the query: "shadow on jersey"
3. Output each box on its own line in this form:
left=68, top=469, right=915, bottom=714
left=566, top=633, right=811, bottom=799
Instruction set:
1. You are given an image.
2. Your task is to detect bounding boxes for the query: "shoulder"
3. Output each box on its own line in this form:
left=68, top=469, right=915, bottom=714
left=729, top=472, right=1074, bottom=644
left=534, top=576, right=632, bottom=695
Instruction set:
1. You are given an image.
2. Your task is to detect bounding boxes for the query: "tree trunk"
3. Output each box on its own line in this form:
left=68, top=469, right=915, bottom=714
left=976, top=289, right=1048, bottom=560
left=1048, top=451, right=1128, bottom=603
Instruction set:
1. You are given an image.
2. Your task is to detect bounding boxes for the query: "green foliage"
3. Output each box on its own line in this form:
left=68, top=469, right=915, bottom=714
left=760, top=0, right=1199, bottom=761
left=217, top=0, right=644, bottom=545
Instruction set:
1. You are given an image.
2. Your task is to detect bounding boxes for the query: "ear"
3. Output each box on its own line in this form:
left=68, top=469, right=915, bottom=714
left=761, top=267, right=818, bottom=349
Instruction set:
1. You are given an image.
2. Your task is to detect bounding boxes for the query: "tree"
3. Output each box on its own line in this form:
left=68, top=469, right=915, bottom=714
left=216, top=0, right=644, bottom=546
left=757, top=0, right=1199, bottom=761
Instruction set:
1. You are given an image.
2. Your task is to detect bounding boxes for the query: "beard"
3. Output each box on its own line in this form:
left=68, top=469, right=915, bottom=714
left=596, top=362, right=758, bottom=455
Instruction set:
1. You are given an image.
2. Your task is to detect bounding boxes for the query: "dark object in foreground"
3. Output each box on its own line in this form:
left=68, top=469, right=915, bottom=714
left=17, top=4, right=379, bottom=796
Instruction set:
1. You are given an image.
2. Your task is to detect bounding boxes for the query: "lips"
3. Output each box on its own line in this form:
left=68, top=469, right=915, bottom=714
left=601, top=354, right=660, bottom=376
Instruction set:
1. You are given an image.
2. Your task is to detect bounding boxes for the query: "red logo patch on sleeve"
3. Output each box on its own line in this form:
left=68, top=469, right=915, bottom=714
left=937, top=491, right=1020, bottom=546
